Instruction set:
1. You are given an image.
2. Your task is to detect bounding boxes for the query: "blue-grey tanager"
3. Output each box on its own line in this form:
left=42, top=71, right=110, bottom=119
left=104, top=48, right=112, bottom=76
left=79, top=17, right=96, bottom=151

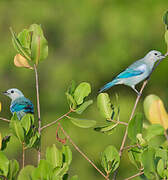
left=99, top=50, right=165, bottom=95
left=3, top=88, right=34, bottom=120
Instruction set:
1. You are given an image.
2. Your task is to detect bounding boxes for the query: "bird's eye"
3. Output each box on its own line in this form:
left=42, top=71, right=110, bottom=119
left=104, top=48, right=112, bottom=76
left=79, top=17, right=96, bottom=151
left=154, top=53, right=158, bottom=55
left=11, top=90, right=14, bottom=93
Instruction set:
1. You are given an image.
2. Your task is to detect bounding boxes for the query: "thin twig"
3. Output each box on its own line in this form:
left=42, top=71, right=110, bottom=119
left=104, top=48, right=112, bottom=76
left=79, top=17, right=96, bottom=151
left=0, top=117, right=10, bottom=123
left=119, top=80, right=147, bottom=157
left=40, top=109, right=72, bottom=131
left=108, top=119, right=128, bottom=126
left=34, top=64, right=41, bottom=164
left=113, top=53, right=167, bottom=179
left=164, top=130, right=168, bottom=141
left=125, top=171, right=144, bottom=180
left=59, top=123, right=109, bottom=180
left=22, top=142, right=25, bottom=168
left=122, top=144, right=139, bottom=151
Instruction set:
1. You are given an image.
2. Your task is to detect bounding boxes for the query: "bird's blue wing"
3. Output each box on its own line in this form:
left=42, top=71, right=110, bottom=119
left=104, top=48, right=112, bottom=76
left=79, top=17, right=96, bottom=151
left=10, top=98, right=34, bottom=114
left=116, top=64, right=146, bottom=79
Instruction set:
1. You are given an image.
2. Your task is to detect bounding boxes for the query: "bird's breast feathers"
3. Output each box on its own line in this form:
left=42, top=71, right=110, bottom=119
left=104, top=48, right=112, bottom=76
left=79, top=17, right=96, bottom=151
left=135, top=64, right=147, bottom=72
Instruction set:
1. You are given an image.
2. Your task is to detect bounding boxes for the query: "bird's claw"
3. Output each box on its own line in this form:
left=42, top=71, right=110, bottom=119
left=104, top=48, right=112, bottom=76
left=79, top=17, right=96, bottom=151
left=137, top=92, right=142, bottom=96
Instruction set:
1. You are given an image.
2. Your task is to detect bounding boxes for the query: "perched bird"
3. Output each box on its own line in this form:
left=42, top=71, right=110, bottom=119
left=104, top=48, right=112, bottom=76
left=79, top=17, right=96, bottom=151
left=99, top=50, right=165, bottom=95
left=3, top=88, right=34, bottom=120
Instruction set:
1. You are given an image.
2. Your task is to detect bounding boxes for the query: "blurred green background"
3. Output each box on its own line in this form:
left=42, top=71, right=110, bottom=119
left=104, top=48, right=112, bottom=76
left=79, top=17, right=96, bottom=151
left=0, top=0, right=168, bottom=179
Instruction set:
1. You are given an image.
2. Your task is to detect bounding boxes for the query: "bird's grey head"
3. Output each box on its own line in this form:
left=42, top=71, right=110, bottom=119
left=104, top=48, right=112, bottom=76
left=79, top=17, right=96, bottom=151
left=3, top=88, right=24, bottom=101
left=145, top=50, right=165, bottom=61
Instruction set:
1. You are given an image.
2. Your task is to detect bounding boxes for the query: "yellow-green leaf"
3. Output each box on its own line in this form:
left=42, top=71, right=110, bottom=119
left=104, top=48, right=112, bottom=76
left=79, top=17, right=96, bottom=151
left=101, top=145, right=120, bottom=174
left=46, top=144, right=62, bottom=168
left=10, top=113, right=24, bottom=143
left=10, top=27, right=31, bottom=61
left=0, top=151, right=9, bottom=177
left=18, top=165, right=35, bottom=180
left=128, top=113, right=143, bottom=142
left=29, top=24, right=48, bottom=65
left=74, top=82, right=91, bottom=105
left=165, top=30, right=168, bottom=51
left=144, top=94, right=168, bottom=129
left=69, top=117, right=96, bottom=128
left=75, top=100, right=93, bottom=114
left=14, top=54, right=33, bottom=69
left=163, top=11, right=168, bottom=26
left=141, top=147, right=156, bottom=179
left=97, top=93, right=112, bottom=120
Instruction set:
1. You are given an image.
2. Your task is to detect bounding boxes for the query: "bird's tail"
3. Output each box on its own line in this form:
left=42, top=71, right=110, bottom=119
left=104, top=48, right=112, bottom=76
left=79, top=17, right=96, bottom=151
left=99, top=79, right=119, bottom=93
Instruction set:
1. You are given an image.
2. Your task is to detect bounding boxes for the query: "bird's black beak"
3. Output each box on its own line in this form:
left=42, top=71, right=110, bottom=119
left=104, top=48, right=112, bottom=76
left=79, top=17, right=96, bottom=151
left=159, top=54, right=165, bottom=59
left=3, top=91, right=8, bottom=95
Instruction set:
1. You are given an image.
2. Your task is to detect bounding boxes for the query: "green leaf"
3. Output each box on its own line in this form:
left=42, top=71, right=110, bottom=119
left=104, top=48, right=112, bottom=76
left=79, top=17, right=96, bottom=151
left=70, top=175, right=79, bottom=180
left=29, top=24, right=43, bottom=35
left=65, top=92, right=77, bottom=109
left=46, top=144, right=62, bottom=168
left=10, top=113, right=24, bottom=143
left=101, top=145, right=120, bottom=174
left=25, top=130, right=40, bottom=150
left=18, top=165, right=35, bottom=180
left=163, top=11, right=168, bottom=27
left=0, top=151, right=9, bottom=177
left=164, top=169, right=168, bottom=178
left=145, top=124, right=164, bottom=141
left=97, top=93, right=112, bottom=120
left=67, top=80, right=76, bottom=95
left=21, top=114, right=34, bottom=134
left=75, top=100, right=93, bottom=114
left=29, top=24, right=48, bottom=64
left=157, top=159, right=164, bottom=178
left=155, top=148, right=167, bottom=161
left=62, top=145, right=72, bottom=165
left=94, top=123, right=118, bottom=135
left=10, top=27, right=31, bottom=61
left=128, top=113, right=143, bottom=143
left=136, top=134, right=147, bottom=146
left=74, top=82, right=91, bottom=105
left=141, top=147, right=156, bottom=179
left=53, top=163, right=69, bottom=178
left=1, top=136, right=11, bottom=151
left=7, top=159, right=19, bottom=180
left=17, top=29, right=31, bottom=53
left=128, top=147, right=143, bottom=169
left=165, top=30, right=168, bottom=51
left=69, top=117, right=96, bottom=128
left=32, top=160, right=53, bottom=180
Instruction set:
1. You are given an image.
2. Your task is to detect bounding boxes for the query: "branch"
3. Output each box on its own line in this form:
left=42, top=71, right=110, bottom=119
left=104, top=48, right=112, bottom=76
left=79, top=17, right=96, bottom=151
left=59, top=123, right=109, bottom=180
left=125, top=171, right=144, bottom=180
left=164, top=130, right=168, bottom=141
left=22, top=142, right=25, bottom=168
left=34, top=64, right=41, bottom=164
left=40, top=109, right=73, bottom=131
left=108, top=119, right=128, bottom=126
left=0, top=117, right=10, bottom=123
left=113, top=53, right=167, bottom=179
left=119, top=80, right=148, bottom=157
left=122, top=144, right=140, bottom=151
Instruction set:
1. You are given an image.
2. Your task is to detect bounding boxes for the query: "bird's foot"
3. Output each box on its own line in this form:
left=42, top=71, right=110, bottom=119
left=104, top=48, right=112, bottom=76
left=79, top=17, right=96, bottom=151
left=137, top=92, right=142, bottom=96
